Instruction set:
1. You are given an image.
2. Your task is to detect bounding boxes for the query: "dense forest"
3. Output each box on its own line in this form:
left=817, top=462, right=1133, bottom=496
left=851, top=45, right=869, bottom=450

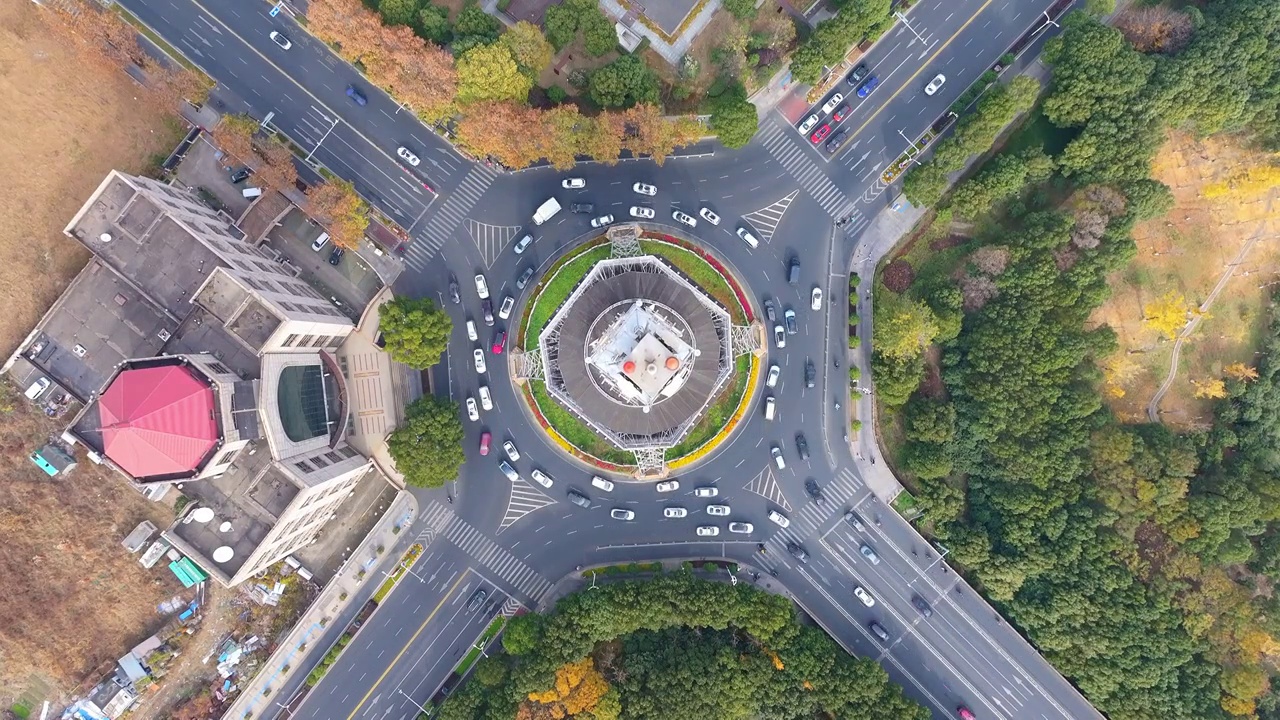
left=877, top=2, right=1280, bottom=718
left=436, top=574, right=928, bottom=720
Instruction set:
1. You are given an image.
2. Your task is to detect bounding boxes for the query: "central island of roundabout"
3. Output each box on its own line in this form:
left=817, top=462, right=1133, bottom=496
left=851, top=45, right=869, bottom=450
left=511, top=225, right=763, bottom=478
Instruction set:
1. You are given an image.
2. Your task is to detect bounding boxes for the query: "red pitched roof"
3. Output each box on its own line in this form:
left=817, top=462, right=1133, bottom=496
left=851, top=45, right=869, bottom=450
left=99, top=365, right=219, bottom=478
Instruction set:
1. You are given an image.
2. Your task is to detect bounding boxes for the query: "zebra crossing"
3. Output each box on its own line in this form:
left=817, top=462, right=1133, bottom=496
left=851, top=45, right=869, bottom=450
left=467, top=219, right=523, bottom=268
left=418, top=501, right=554, bottom=603
left=741, top=190, right=799, bottom=243
left=790, top=467, right=861, bottom=535
left=499, top=478, right=557, bottom=533
left=757, top=122, right=862, bottom=223
left=744, top=467, right=792, bottom=511
left=401, top=163, right=499, bottom=271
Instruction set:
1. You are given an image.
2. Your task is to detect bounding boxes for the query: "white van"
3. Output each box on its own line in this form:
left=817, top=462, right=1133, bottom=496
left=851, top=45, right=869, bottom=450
left=24, top=377, right=51, bottom=400
left=242, top=187, right=263, bottom=198
left=311, top=232, right=331, bottom=252
left=466, top=320, right=478, bottom=342
left=764, top=396, right=776, bottom=421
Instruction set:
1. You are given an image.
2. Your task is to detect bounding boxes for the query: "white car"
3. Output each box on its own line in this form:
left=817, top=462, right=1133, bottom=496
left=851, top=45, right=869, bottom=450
left=853, top=586, right=876, bottom=607
left=466, top=319, right=478, bottom=342
left=766, top=363, right=780, bottom=388
left=694, top=486, right=718, bottom=498
left=530, top=469, right=553, bottom=488
left=503, top=439, right=520, bottom=461
left=821, top=92, right=845, bottom=115
left=737, top=227, right=759, bottom=248
left=767, top=509, right=790, bottom=528
left=698, top=207, right=721, bottom=225
left=706, top=504, right=730, bottom=516
left=811, top=287, right=823, bottom=311
left=473, top=349, right=487, bottom=374
left=499, top=296, right=514, bottom=320
left=397, top=146, right=421, bottom=166
left=672, top=210, right=697, bottom=227
left=474, top=274, right=490, bottom=299
left=663, top=507, right=688, bottom=518
left=513, top=234, right=533, bottom=254
left=633, top=182, right=657, bottom=196
left=696, top=526, right=720, bottom=537
left=798, top=114, right=819, bottom=134
left=630, top=206, right=655, bottom=219
left=773, top=325, right=786, bottom=349
left=924, top=73, right=947, bottom=96
left=771, top=446, right=786, bottom=470
left=269, top=30, right=292, bottom=50
left=478, top=385, right=493, bottom=410
left=728, top=521, right=754, bottom=534
left=591, top=214, right=614, bottom=228
left=465, top=397, right=479, bottom=421
left=591, top=476, right=615, bottom=492
left=611, top=508, right=635, bottom=521
left=655, top=480, right=680, bottom=493
left=562, top=178, right=586, bottom=189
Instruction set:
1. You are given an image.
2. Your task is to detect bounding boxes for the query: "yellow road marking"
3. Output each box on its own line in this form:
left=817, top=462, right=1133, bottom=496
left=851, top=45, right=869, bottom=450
left=344, top=571, right=471, bottom=719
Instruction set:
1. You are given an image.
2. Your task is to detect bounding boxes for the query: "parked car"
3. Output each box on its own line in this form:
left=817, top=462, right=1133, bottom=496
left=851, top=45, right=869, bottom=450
left=737, top=227, right=759, bottom=248
left=311, top=233, right=330, bottom=252
left=694, top=486, right=718, bottom=498
left=346, top=85, right=368, bottom=105
left=269, top=30, right=292, bottom=50
left=853, top=586, right=875, bottom=607
left=821, top=92, right=844, bottom=115
left=479, top=432, right=491, bottom=455
left=672, top=210, right=697, bottom=227
left=846, top=64, right=869, bottom=86
left=766, top=363, right=780, bottom=388
left=632, top=182, right=657, bottom=196
left=611, top=508, right=635, bottom=521
left=728, top=522, right=754, bottom=534
left=567, top=490, right=591, bottom=508
left=328, top=247, right=344, bottom=266
left=655, top=480, right=680, bottom=492
left=664, top=507, right=687, bottom=518
left=798, top=114, right=819, bottom=134
left=591, top=476, right=615, bottom=492
left=499, top=296, right=514, bottom=320
left=767, top=509, right=790, bottom=528
left=516, top=266, right=535, bottom=289
left=473, top=348, right=487, bottom=373
left=698, top=207, right=721, bottom=225
left=465, top=397, right=479, bottom=421
left=924, top=73, right=947, bottom=96
left=696, top=526, right=720, bottom=537
left=706, top=505, right=730, bottom=516
left=513, top=234, right=533, bottom=254
left=629, top=206, right=655, bottom=219
left=860, top=544, right=881, bottom=565
left=503, top=439, right=520, bottom=461
left=397, top=146, right=421, bottom=166
left=230, top=167, right=252, bottom=184
left=562, top=178, right=586, bottom=189
left=571, top=202, right=594, bottom=214
left=856, top=76, right=880, bottom=99
left=474, top=274, right=490, bottom=299
left=590, top=214, right=614, bottom=228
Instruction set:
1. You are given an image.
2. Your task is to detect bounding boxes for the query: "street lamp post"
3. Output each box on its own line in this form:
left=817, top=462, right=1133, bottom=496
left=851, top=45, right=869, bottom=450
left=922, top=541, right=951, bottom=573
left=397, top=689, right=430, bottom=715
left=305, top=114, right=340, bottom=163
left=897, top=129, right=924, bottom=166
left=894, top=11, right=928, bottom=44
left=1030, top=10, right=1059, bottom=39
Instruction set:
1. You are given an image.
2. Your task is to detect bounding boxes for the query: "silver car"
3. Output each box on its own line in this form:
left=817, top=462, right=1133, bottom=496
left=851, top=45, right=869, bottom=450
left=396, top=146, right=421, bottom=166
left=672, top=210, right=697, bottom=227
left=513, top=234, right=533, bottom=254
left=860, top=544, right=881, bottom=565
left=611, top=508, right=635, bottom=520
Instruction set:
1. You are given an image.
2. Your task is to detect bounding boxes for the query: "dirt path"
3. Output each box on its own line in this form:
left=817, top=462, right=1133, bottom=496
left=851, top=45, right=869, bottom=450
left=1146, top=190, right=1277, bottom=422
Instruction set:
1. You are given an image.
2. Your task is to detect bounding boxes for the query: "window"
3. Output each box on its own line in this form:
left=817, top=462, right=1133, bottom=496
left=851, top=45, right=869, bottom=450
left=255, top=261, right=275, bottom=273
left=311, top=335, right=328, bottom=348
left=338, top=445, right=360, bottom=459
left=294, top=460, right=313, bottom=473
left=298, top=335, right=315, bottom=347
left=283, top=334, right=300, bottom=347
left=310, top=454, right=329, bottom=468
left=325, top=451, right=343, bottom=464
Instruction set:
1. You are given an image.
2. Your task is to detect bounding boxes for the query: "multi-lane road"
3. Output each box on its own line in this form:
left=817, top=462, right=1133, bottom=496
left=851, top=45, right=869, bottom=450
left=117, top=0, right=1101, bottom=718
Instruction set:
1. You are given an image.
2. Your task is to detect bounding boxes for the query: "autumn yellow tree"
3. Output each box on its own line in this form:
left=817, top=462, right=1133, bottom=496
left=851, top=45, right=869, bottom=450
left=1223, top=363, right=1259, bottom=382
left=255, top=138, right=301, bottom=194
left=211, top=114, right=262, bottom=168
left=519, top=657, right=610, bottom=719
left=1144, top=290, right=1192, bottom=340
left=539, top=106, right=588, bottom=170
left=457, top=102, right=543, bottom=168
left=306, top=179, right=370, bottom=250
left=582, top=113, right=627, bottom=166
left=1191, top=377, right=1228, bottom=399
left=307, top=0, right=386, bottom=65
left=1101, top=354, right=1143, bottom=398
left=1204, top=164, right=1280, bottom=200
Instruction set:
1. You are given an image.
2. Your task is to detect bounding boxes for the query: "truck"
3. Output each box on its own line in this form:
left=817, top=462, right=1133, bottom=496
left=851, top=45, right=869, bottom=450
left=532, top=197, right=561, bottom=225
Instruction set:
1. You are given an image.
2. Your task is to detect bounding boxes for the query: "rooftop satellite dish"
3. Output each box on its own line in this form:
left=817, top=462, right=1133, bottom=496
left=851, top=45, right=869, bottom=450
left=191, top=507, right=215, bottom=523
left=99, top=232, right=112, bottom=243
left=212, top=546, right=235, bottom=563
left=219, top=521, right=233, bottom=533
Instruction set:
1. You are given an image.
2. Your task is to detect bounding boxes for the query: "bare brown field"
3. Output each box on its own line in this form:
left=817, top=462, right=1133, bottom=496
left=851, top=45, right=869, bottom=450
left=1091, top=131, right=1280, bottom=427
left=0, top=0, right=190, bottom=702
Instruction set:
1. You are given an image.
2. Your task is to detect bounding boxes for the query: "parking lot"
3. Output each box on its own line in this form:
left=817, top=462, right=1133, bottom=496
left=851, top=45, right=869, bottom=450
left=174, top=136, right=255, bottom=219
left=264, top=208, right=384, bottom=320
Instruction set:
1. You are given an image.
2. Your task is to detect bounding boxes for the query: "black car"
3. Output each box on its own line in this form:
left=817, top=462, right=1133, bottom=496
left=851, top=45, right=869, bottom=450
left=912, top=595, right=934, bottom=618
left=466, top=588, right=488, bottom=611
left=804, top=360, right=816, bottom=388
left=448, top=273, right=461, bottom=304
left=229, top=167, right=252, bottom=184
left=846, top=63, right=870, bottom=87
left=805, top=477, right=824, bottom=502
left=482, top=298, right=495, bottom=326
left=787, top=542, right=810, bottom=563
left=328, top=247, right=345, bottom=266
left=764, top=298, right=777, bottom=323
left=797, top=435, right=811, bottom=462
left=824, top=129, right=848, bottom=153
left=567, top=490, right=591, bottom=508
left=571, top=202, right=595, bottom=214
left=516, top=266, right=535, bottom=290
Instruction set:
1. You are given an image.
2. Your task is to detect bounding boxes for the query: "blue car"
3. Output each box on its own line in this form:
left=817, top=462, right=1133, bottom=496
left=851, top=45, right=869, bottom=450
left=856, top=75, right=880, bottom=99
left=346, top=85, right=367, bottom=106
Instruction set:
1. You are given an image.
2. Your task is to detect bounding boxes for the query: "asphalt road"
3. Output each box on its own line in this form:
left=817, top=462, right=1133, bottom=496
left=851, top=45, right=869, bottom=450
left=121, top=1, right=1100, bottom=719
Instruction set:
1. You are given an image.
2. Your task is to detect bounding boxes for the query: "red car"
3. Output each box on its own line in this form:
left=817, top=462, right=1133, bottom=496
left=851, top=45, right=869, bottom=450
left=831, top=104, right=851, bottom=122
left=491, top=331, right=507, bottom=354
left=479, top=431, right=491, bottom=456
left=956, top=706, right=975, bottom=720
left=810, top=123, right=832, bottom=144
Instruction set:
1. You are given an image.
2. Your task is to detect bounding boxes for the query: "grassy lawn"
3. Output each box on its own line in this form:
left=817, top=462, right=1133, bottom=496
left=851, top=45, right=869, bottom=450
left=528, top=381, right=635, bottom=465
left=638, top=240, right=746, bottom=323
left=523, top=244, right=610, bottom=350
left=455, top=616, right=506, bottom=677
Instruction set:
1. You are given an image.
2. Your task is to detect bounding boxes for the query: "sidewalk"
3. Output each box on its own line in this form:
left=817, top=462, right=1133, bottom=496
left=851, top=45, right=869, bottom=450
left=221, top=490, right=419, bottom=720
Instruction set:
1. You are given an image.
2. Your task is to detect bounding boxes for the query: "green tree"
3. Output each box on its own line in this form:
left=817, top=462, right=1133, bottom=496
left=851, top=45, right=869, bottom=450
left=453, top=1, right=501, bottom=44
left=379, top=296, right=452, bottom=368
left=874, top=297, right=939, bottom=361
left=1041, top=16, right=1154, bottom=128
left=456, top=43, right=534, bottom=104
left=709, top=83, right=758, bottom=148
left=379, top=0, right=421, bottom=26
left=543, top=1, right=579, bottom=50
left=722, top=0, right=757, bottom=20
left=501, top=21, right=555, bottom=78
left=901, top=162, right=949, bottom=207
left=580, top=6, right=618, bottom=56
left=588, top=55, right=659, bottom=108
left=416, top=3, right=452, bottom=44
left=387, top=396, right=466, bottom=488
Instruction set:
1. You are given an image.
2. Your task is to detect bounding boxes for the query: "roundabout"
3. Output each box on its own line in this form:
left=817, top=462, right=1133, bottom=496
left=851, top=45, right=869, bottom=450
left=512, top=226, right=761, bottom=476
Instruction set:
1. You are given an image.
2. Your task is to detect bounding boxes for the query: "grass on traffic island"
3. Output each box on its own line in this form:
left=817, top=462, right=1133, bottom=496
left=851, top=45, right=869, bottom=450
left=454, top=616, right=506, bottom=677
left=517, top=232, right=756, bottom=472
left=372, top=543, right=424, bottom=603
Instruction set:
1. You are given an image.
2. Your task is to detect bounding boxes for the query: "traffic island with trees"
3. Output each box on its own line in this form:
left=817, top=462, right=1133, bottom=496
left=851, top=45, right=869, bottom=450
left=434, top=573, right=929, bottom=720
left=871, top=3, right=1280, bottom=717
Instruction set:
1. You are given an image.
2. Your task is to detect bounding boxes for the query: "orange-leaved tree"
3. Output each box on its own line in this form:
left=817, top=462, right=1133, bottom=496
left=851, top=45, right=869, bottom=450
left=518, top=657, right=611, bottom=719
left=306, top=178, right=369, bottom=250
left=457, top=102, right=544, bottom=169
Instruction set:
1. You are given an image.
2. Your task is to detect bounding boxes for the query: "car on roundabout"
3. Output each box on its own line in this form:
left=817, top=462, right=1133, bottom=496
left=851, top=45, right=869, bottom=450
left=766, top=363, right=781, bottom=388
left=516, top=267, right=535, bottom=289
left=696, top=526, right=720, bottom=537
left=632, top=182, right=657, bottom=196
left=698, top=207, right=721, bottom=225
left=567, top=490, right=591, bottom=508
left=706, top=504, right=730, bottom=516
left=630, top=206, right=655, bottom=219
left=479, top=432, right=491, bottom=455
left=771, top=446, right=786, bottom=469
left=590, top=214, right=614, bottom=228
left=767, top=509, right=790, bottom=528
left=737, top=227, right=759, bottom=248
left=784, top=308, right=797, bottom=335
left=499, top=296, right=514, bottom=320
left=672, top=210, right=697, bottom=227
left=694, top=486, right=718, bottom=498
left=562, top=178, right=586, bottom=189
left=503, top=439, right=520, bottom=462
left=397, top=146, right=421, bottom=166
left=491, top=331, right=506, bottom=354
left=728, top=522, right=753, bottom=534
left=811, top=287, right=823, bottom=310
left=571, top=202, right=594, bottom=214
left=513, top=234, right=533, bottom=254
left=465, top=397, right=479, bottom=421
left=611, top=508, right=635, bottom=521
left=663, top=507, right=687, bottom=518
left=655, top=480, right=680, bottom=492
left=499, top=461, right=520, bottom=482
left=531, top=469, right=554, bottom=488
left=474, top=274, right=490, bottom=299
left=591, top=476, right=615, bottom=492
left=773, top=325, right=786, bottom=349
left=764, top=299, right=776, bottom=323
left=853, top=586, right=875, bottom=607
left=478, top=385, right=492, bottom=410
left=473, top=349, right=487, bottom=374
